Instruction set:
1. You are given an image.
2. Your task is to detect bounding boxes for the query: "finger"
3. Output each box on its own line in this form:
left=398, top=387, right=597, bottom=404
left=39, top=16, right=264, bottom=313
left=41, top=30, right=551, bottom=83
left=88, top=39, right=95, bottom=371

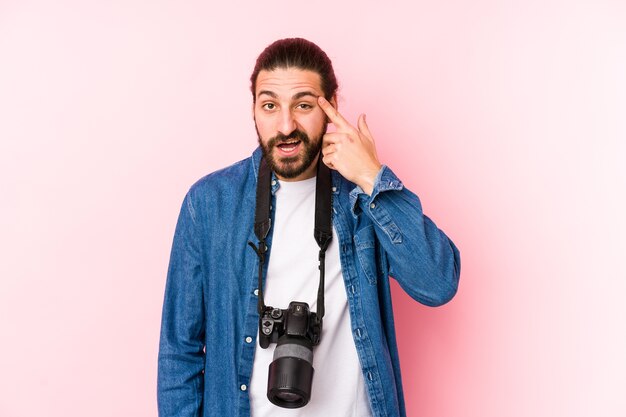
left=322, top=154, right=337, bottom=170
left=318, top=96, right=351, bottom=129
left=322, top=132, right=349, bottom=145
left=322, top=144, right=336, bottom=156
left=357, top=113, right=374, bottom=142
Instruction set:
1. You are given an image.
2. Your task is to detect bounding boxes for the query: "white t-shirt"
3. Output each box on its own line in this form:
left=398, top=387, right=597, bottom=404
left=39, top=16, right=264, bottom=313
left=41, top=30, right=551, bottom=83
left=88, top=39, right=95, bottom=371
left=249, top=177, right=372, bottom=417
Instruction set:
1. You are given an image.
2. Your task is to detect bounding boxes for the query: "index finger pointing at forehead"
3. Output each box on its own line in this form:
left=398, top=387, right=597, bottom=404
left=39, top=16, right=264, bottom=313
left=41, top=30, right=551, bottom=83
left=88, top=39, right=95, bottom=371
left=318, top=96, right=350, bottom=128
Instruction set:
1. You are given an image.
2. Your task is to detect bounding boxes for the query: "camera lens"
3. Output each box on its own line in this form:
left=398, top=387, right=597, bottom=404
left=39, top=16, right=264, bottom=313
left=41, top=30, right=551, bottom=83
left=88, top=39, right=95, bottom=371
left=267, top=336, right=314, bottom=408
left=275, top=391, right=301, bottom=402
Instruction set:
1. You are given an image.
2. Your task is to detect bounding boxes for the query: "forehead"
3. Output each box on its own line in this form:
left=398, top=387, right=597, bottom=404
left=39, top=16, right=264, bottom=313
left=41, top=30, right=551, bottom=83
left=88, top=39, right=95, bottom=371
left=255, top=68, right=323, bottom=99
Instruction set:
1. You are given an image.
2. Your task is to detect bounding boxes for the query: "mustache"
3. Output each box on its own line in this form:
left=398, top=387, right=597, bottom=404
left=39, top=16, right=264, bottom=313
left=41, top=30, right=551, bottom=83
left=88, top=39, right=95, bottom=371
left=267, top=129, right=310, bottom=147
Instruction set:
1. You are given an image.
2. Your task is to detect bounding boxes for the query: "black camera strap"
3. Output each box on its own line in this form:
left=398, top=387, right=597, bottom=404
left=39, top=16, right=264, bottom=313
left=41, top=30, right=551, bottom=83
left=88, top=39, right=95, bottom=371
left=248, top=155, right=333, bottom=322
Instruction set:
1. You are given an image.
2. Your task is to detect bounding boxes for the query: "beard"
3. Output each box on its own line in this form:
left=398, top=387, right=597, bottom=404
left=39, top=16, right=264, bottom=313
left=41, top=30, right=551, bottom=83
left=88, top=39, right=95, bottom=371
left=256, top=126, right=325, bottom=179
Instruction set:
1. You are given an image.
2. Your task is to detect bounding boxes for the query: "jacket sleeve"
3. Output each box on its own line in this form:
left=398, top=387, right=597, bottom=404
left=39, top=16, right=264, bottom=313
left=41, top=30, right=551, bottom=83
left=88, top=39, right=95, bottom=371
left=158, top=192, right=206, bottom=416
left=350, top=166, right=461, bottom=306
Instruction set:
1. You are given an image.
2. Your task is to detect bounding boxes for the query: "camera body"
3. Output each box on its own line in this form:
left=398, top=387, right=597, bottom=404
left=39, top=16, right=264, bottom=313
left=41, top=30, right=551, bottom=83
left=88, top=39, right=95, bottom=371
left=259, top=301, right=322, bottom=349
left=258, top=301, right=322, bottom=408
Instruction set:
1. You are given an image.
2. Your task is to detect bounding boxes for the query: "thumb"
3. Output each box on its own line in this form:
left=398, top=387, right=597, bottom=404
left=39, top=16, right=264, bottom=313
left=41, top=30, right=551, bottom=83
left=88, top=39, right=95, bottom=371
left=357, top=113, right=374, bottom=141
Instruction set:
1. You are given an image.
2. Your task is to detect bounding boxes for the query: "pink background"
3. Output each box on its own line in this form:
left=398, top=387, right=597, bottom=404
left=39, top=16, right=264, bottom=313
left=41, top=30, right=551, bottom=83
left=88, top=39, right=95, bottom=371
left=1, top=0, right=625, bottom=416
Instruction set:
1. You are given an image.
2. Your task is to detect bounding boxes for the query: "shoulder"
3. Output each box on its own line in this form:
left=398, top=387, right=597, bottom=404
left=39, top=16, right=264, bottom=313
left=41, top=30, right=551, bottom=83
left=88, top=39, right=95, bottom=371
left=178, top=153, right=257, bottom=226
left=187, top=153, right=256, bottom=198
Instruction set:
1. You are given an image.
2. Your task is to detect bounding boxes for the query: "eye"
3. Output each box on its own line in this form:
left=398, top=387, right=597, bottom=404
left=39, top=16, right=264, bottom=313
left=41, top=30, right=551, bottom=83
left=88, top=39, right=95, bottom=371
left=296, top=103, right=313, bottom=110
left=262, top=103, right=276, bottom=111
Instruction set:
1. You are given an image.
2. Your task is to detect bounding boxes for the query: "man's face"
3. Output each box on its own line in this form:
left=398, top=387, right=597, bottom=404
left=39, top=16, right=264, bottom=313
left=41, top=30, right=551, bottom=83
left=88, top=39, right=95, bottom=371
left=253, top=68, right=331, bottom=181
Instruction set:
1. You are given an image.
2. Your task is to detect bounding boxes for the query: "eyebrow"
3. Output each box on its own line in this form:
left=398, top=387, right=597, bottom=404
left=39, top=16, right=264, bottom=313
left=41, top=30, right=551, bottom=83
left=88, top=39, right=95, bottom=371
left=292, top=91, right=318, bottom=100
left=257, top=90, right=278, bottom=99
left=256, top=90, right=319, bottom=100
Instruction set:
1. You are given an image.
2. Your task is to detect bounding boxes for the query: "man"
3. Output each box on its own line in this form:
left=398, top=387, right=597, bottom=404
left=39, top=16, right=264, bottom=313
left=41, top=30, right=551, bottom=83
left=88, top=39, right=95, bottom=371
left=158, top=38, right=460, bottom=417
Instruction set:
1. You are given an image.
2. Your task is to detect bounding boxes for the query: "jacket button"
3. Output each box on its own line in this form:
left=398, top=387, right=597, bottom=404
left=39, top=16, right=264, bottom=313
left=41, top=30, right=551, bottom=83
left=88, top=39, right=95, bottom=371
left=245, top=336, right=252, bottom=344
left=240, top=384, right=248, bottom=391
left=253, top=289, right=259, bottom=296
left=332, top=186, right=337, bottom=192
left=370, top=203, right=376, bottom=209
left=271, top=180, right=277, bottom=186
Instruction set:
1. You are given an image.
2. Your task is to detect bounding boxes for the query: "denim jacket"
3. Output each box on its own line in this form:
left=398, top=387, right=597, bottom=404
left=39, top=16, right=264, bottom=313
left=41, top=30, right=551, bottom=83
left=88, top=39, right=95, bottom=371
left=158, top=147, right=460, bottom=417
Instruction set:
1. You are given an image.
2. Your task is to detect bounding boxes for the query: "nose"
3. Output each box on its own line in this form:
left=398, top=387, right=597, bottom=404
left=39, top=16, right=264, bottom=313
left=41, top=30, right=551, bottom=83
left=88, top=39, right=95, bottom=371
left=277, top=108, right=296, bottom=136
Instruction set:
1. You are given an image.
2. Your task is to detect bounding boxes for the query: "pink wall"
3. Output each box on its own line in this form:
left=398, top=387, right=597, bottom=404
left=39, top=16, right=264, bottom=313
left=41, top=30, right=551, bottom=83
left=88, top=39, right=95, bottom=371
left=1, top=1, right=625, bottom=416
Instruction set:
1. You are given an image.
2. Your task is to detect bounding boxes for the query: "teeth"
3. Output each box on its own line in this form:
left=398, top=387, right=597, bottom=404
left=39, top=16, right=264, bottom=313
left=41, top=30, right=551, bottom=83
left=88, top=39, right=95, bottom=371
left=278, top=141, right=299, bottom=152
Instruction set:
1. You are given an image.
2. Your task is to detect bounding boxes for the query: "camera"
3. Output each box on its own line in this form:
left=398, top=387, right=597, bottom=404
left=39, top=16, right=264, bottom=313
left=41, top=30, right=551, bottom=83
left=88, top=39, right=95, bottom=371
left=259, top=301, right=322, bottom=408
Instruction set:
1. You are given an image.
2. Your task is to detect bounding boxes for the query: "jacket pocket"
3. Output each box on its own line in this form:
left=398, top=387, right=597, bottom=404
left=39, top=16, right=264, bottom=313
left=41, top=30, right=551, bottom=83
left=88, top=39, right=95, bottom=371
left=354, top=225, right=378, bottom=285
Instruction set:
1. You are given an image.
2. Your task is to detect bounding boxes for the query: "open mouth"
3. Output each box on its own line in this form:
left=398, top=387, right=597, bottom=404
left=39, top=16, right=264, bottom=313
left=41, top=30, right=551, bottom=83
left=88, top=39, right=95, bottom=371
left=276, top=140, right=301, bottom=155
